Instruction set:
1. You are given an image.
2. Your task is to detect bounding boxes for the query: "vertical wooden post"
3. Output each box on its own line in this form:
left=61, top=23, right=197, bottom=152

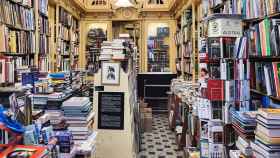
left=34, top=0, right=39, bottom=68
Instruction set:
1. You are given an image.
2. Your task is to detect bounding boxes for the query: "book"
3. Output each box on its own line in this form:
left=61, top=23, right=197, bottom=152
left=207, top=80, right=224, bottom=101
left=225, top=80, right=235, bottom=102
left=258, top=108, right=280, bottom=120
left=256, top=124, right=280, bottom=137
left=251, top=140, right=280, bottom=158
left=256, top=130, right=280, bottom=145
left=257, top=114, right=280, bottom=126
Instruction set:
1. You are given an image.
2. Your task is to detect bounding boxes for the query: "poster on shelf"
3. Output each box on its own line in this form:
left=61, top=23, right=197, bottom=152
left=101, top=62, right=120, bottom=85
left=208, top=18, right=242, bottom=37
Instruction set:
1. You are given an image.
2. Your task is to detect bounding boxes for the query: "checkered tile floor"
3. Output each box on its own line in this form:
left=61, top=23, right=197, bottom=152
left=138, top=114, right=184, bottom=158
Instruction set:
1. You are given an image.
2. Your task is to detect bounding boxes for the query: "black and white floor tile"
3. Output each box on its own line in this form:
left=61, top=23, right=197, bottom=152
left=138, top=114, right=184, bottom=158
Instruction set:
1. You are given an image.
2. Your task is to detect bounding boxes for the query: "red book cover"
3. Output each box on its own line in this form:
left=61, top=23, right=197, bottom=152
left=207, top=79, right=224, bottom=101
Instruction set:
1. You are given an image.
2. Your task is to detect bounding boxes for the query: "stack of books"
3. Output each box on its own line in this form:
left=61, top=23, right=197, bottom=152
left=44, top=110, right=68, bottom=130
left=235, top=136, right=253, bottom=157
left=54, top=131, right=74, bottom=154
left=62, top=97, right=93, bottom=141
left=252, top=108, right=280, bottom=157
left=100, top=39, right=127, bottom=60
left=232, top=111, right=257, bottom=139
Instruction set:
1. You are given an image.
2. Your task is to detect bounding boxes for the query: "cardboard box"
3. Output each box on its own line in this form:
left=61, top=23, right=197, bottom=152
left=144, top=113, right=152, bottom=132
left=140, top=113, right=145, bottom=133
left=140, top=107, right=152, bottom=113
left=140, top=102, right=148, bottom=109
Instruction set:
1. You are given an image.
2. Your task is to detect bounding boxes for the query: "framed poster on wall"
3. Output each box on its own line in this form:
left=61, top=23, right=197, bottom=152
left=98, top=92, right=124, bottom=130
left=101, top=62, right=120, bottom=85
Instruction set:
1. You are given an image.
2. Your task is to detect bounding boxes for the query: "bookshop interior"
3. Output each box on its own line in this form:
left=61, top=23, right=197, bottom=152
left=2, top=0, right=280, bottom=158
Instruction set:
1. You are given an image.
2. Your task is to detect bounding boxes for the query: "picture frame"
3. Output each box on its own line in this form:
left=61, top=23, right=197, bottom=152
left=101, top=62, right=120, bottom=85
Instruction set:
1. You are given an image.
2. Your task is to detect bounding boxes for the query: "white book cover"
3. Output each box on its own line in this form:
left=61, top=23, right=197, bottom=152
left=225, top=80, right=235, bottom=102
left=0, top=60, right=5, bottom=83
left=257, top=115, right=280, bottom=126
left=223, top=102, right=235, bottom=124
left=256, top=124, right=280, bottom=137
left=251, top=141, right=280, bottom=158
left=238, top=60, right=244, bottom=80
left=220, top=62, right=227, bottom=80
left=264, top=66, right=272, bottom=96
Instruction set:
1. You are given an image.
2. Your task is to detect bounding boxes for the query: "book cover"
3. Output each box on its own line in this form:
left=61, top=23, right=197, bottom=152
left=258, top=108, right=280, bottom=120
left=256, top=124, right=280, bottom=137
left=207, top=80, right=224, bottom=101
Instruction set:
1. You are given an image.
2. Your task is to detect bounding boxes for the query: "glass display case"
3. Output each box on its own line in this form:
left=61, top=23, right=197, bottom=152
left=86, top=23, right=108, bottom=75
left=147, top=23, right=170, bottom=72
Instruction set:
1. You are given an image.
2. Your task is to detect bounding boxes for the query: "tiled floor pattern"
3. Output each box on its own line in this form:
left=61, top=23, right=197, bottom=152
left=138, top=114, right=184, bottom=158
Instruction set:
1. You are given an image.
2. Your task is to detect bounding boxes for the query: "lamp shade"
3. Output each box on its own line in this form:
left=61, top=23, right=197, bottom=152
left=114, top=0, right=134, bottom=8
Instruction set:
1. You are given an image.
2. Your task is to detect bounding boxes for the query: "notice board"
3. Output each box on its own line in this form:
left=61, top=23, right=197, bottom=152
left=98, top=92, right=124, bottom=130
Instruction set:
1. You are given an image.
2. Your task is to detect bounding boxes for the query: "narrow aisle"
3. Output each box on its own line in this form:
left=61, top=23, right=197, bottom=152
left=138, top=114, right=184, bottom=158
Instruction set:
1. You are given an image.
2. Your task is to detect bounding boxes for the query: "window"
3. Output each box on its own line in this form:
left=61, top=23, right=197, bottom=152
left=91, top=0, right=107, bottom=5
left=148, top=0, right=165, bottom=4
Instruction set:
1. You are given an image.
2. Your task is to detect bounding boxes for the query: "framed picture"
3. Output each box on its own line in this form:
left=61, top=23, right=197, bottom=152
left=101, top=62, right=120, bottom=85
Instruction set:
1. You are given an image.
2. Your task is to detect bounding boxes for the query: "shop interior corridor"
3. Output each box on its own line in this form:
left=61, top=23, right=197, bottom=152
left=138, top=113, right=184, bottom=158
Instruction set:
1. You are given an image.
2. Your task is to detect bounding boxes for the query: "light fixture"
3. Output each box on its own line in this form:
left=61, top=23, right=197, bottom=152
left=114, top=0, right=134, bottom=8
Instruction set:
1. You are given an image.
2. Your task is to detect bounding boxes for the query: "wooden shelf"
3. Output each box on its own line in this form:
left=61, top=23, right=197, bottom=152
left=202, top=13, right=242, bottom=22
left=243, top=12, right=280, bottom=23
left=7, top=0, right=32, bottom=9
left=1, top=22, right=34, bottom=32
left=250, top=89, right=280, bottom=102
left=0, top=52, right=35, bottom=57
left=249, top=56, right=280, bottom=62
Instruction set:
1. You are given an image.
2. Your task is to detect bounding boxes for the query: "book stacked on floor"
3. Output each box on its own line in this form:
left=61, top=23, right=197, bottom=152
left=53, top=131, right=74, bottom=154
left=252, top=108, right=280, bottom=158
left=62, top=97, right=93, bottom=141
left=232, top=111, right=257, bottom=140
left=41, top=110, right=68, bottom=131
left=235, top=136, right=253, bottom=157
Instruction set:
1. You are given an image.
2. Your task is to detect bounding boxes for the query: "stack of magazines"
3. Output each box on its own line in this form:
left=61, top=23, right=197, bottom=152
left=232, top=111, right=257, bottom=139
left=251, top=108, right=280, bottom=158
left=62, top=97, right=93, bottom=141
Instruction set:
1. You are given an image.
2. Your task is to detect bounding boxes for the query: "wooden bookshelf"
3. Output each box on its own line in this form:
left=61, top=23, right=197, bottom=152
left=251, top=89, right=280, bottom=103
left=0, top=0, right=35, bottom=84
left=55, top=6, right=80, bottom=72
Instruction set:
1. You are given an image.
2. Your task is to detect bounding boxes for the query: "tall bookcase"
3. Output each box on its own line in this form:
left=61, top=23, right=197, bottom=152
left=175, top=2, right=200, bottom=82
left=56, top=6, right=80, bottom=72
left=0, top=0, right=35, bottom=85
left=37, top=0, right=50, bottom=73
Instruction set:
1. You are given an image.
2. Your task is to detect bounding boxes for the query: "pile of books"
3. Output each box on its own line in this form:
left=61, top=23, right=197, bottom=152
left=54, top=131, right=74, bottom=154
left=252, top=108, right=280, bottom=158
left=232, top=111, right=257, bottom=139
left=62, top=97, right=93, bottom=141
left=100, top=39, right=127, bottom=60
left=235, top=136, right=253, bottom=157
